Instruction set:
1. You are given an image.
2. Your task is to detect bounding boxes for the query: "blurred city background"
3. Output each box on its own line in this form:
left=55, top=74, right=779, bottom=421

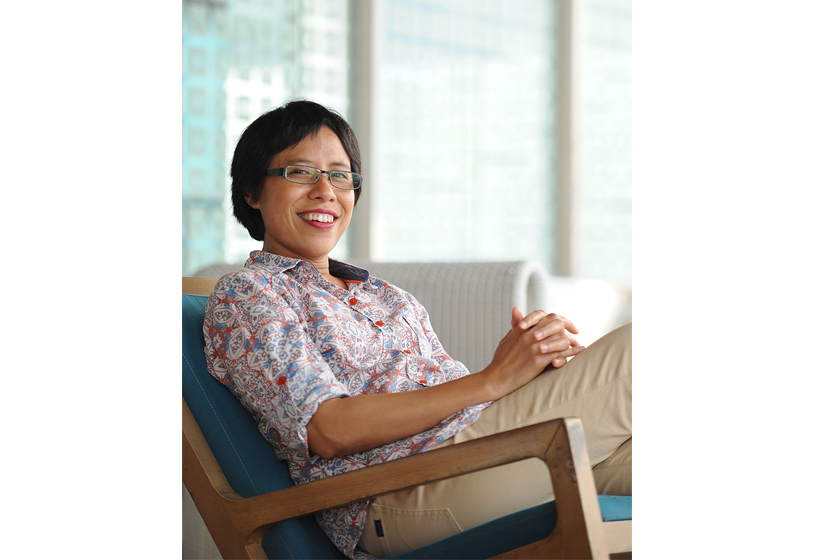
left=182, top=0, right=631, bottom=288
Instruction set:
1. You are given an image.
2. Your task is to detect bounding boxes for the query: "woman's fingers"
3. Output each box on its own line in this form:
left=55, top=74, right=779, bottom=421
left=511, top=306, right=526, bottom=328
left=560, top=343, right=585, bottom=356
left=561, top=317, right=580, bottom=335
left=517, top=309, right=546, bottom=330
left=518, top=309, right=580, bottom=336
left=519, top=312, right=585, bottom=361
left=533, top=315, right=579, bottom=344
left=542, top=313, right=579, bottom=335
left=537, top=336, right=584, bottom=355
left=547, top=343, right=586, bottom=369
left=551, top=356, right=568, bottom=369
left=535, top=329, right=585, bottom=373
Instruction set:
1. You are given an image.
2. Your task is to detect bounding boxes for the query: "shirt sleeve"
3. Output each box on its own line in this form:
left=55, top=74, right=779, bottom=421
left=203, top=270, right=350, bottom=462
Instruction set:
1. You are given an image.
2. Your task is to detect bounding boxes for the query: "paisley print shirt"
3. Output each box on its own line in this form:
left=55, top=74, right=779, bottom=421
left=203, top=251, right=489, bottom=558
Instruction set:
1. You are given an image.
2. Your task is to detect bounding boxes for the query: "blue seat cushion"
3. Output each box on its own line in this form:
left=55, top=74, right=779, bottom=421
left=183, top=294, right=631, bottom=559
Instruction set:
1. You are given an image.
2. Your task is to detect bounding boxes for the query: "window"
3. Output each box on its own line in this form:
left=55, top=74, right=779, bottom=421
left=182, top=0, right=631, bottom=289
left=576, top=0, right=632, bottom=285
left=372, top=0, right=557, bottom=267
left=187, top=88, right=205, bottom=116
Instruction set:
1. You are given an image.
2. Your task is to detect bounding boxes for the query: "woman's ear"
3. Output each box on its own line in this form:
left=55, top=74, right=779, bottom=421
left=244, top=191, right=260, bottom=209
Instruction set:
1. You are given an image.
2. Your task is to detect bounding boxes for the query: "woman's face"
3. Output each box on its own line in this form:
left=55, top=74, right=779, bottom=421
left=247, top=127, right=355, bottom=264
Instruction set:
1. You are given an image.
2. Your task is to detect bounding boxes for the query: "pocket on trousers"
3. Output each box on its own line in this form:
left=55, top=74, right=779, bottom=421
left=369, top=503, right=462, bottom=556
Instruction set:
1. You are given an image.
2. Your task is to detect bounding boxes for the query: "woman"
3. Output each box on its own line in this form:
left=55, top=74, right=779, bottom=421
left=204, top=99, right=631, bottom=559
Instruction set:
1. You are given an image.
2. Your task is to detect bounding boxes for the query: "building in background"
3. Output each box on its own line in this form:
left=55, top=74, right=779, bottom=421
left=183, top=0, right=230, bottom=274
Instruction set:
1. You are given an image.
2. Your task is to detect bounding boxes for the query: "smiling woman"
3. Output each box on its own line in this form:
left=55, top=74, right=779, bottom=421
left=203, top=99, right=632, bottom=559
left=247, top=129, right=356, bottom=288
left=230, top=101, right=363, bottom=288
left=230, top=100, right=363, bottom=239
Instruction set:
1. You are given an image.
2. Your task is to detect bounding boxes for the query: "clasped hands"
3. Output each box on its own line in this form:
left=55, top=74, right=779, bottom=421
left=483, top=307, right=584, bottom=400
left=511, top=306, right=584, bottom=369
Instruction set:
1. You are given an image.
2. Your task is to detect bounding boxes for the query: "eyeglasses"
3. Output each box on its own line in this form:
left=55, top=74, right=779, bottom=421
left=265, top=165, right=363, bottom=190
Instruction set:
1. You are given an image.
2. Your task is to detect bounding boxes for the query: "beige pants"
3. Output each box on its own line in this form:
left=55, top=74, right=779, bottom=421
left=358, top=323, right=632, bottom=557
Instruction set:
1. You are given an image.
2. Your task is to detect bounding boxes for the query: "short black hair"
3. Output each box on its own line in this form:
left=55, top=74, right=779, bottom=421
left=230, top=99, right=363, bottom=241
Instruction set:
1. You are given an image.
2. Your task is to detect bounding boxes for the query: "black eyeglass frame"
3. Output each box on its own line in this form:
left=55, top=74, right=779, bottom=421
left=265, top=165, right=363, bottom=190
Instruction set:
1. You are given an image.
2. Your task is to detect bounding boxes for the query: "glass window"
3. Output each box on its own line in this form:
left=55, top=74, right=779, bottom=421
left=182, top=0, right=630, bottom=288
left=187, top=88, right=205, bottom=116
left=187, top=47, right=205, bottom=75
left=576, top=0, right=632, bottom=286
left=376, top=0, right=557, bottom=266
left=236, top=96, right=250, bottom=120
left=187, top=129, right=205, bottom=156
left=187, top=169, right=205, bottom=199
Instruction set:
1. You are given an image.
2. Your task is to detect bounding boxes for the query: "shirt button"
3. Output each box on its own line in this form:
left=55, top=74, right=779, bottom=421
left=375, top=320, right=384, bottom=327
left=349, top=298, right=358, bottom=305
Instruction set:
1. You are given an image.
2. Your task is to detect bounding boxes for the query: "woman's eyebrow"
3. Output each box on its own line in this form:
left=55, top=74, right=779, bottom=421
left=288, top=158, right=351, bottom=169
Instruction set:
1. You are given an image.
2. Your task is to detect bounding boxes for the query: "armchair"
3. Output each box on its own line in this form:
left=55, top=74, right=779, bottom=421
left=182, top=274, right=631, bottom=559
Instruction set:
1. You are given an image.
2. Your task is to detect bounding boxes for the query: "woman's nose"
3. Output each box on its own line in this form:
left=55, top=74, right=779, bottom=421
left=309, top=173, right=336, bottom=200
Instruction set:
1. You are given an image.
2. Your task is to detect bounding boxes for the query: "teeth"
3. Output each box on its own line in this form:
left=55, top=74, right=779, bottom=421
left=299, top=213, right=335, bottom=223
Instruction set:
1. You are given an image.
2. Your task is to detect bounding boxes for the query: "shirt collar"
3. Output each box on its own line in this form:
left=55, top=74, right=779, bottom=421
left=328, top=259, right=369, bottom=283
left=246, top=251, right=369, bottom=283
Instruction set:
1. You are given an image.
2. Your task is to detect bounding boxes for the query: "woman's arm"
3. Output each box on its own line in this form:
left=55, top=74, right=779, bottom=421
left=307, top=308, right=585, bottom=458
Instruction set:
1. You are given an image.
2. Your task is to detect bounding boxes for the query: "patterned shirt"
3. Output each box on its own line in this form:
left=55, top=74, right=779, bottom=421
left=203, top=251, right=490, bottom=558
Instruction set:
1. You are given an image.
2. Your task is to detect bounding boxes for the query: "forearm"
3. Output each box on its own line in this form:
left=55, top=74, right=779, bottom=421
left=308, top=308, right=583, bottom=459
left=307, top=370, right=496, bottom=459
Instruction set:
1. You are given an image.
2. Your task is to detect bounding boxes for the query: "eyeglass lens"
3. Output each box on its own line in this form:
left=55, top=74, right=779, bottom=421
left=285, top=165, right=357, bottom=189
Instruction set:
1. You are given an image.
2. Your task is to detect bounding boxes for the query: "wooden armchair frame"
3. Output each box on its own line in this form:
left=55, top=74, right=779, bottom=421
left=183, top=277, right=627, bottom=559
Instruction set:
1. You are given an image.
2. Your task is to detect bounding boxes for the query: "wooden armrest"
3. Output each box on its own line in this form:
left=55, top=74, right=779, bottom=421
left=184, top=399, right=608, bottom=559
left=182, top=277, right=219, bottom=296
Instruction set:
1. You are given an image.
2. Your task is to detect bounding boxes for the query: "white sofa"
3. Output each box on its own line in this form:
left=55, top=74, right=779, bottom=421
left=183, top=260, right=631, bottom=558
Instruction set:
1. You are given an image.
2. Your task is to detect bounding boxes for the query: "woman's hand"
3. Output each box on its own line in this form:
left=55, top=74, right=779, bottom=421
left=511, top=306, right=583, bottom=369
left=478, top=307, right=585, bottom=401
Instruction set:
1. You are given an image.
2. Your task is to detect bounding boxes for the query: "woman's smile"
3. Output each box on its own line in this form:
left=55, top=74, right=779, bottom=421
left=298, top=210, right=337, bottom=227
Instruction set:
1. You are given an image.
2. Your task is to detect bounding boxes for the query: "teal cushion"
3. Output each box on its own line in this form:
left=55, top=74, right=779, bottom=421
left=598, top=494, right=632, bottom=522
left=183, top=293, right=631, bottom=559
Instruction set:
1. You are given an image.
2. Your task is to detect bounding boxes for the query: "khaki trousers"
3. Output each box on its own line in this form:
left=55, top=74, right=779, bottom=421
left=358, top=323, right=632, bottom=557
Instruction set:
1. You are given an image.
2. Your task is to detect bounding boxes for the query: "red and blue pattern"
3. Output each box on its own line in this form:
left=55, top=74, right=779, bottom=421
left=204, top=251, right=489, bottom=558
